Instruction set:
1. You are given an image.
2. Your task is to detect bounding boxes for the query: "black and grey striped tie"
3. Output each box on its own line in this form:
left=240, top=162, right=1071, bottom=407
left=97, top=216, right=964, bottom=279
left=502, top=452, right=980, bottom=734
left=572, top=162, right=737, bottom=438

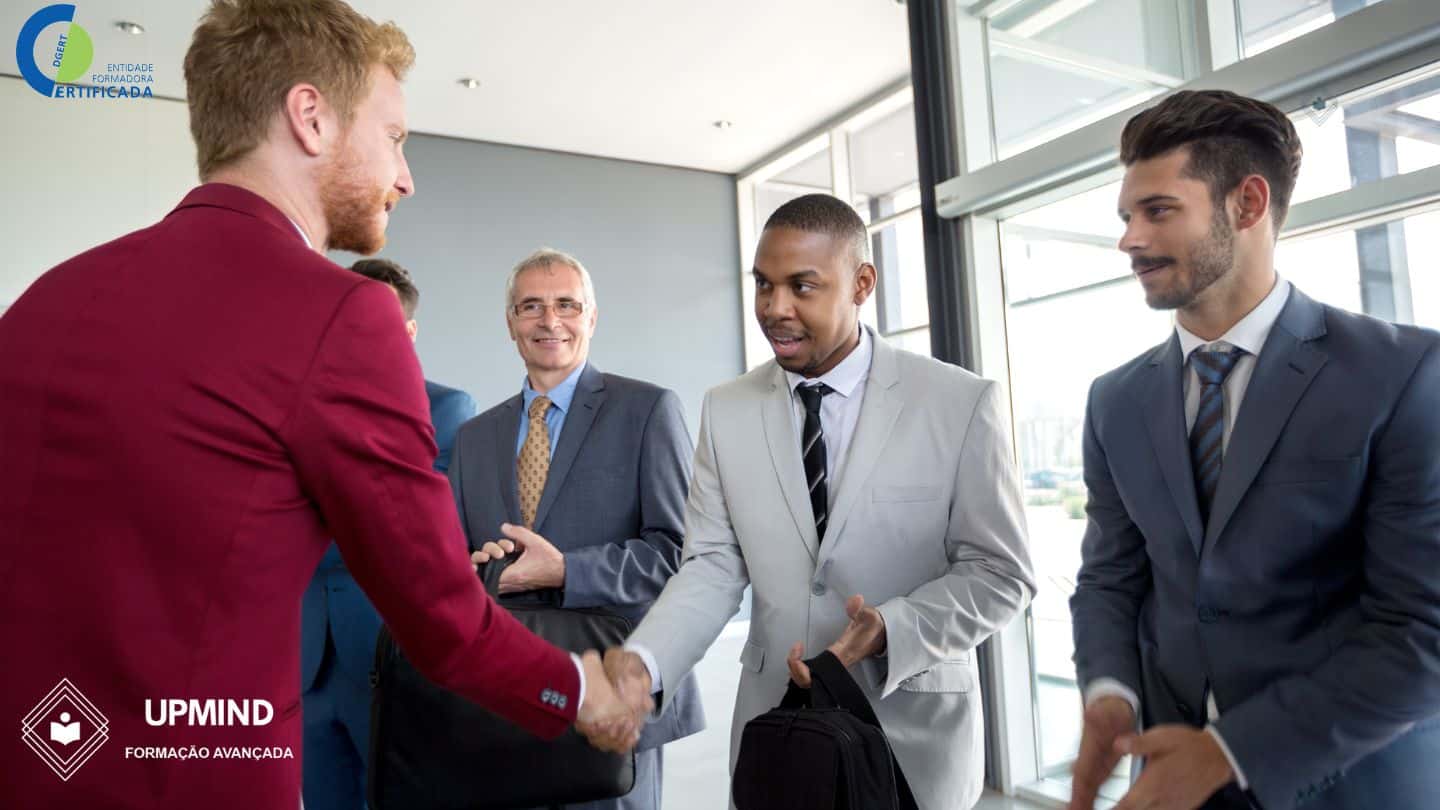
left=798, top=383, right=833, bottom=543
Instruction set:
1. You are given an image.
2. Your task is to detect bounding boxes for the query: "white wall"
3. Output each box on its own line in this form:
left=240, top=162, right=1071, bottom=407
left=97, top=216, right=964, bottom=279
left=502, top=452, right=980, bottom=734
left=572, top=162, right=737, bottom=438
left=0, top=78, right=200, bottom=307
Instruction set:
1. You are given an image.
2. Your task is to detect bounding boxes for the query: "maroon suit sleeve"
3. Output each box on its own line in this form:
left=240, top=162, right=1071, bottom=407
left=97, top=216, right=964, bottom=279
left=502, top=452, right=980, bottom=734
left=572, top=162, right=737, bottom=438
left=283, top=280, right=579, bottom=737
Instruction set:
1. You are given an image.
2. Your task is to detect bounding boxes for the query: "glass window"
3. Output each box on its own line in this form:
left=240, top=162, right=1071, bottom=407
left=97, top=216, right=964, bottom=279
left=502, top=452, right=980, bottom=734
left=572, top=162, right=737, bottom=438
left=849, top=102, right=919, bottom=217
left=872, top=212, right=930, bottom=333
left=1239, top=0, right=1392, bottom=57
left=753, top=147, right=832, bottom=233
left=1277, top=208, right=1440, bottom=329
left=1291, top=64, right=1440, bottom=204
left=1001, top=184, right=1172, bottom=777
left=987, top=0, right=1192, bottom=159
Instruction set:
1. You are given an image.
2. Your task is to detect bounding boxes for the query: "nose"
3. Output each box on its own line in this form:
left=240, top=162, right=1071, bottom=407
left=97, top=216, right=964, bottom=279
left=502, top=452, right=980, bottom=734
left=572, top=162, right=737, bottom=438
left=1118, top=219, right=1146, bottom=255
left=761, top=286, right=795, bottom=322
left=538, top=305, right=562, bottom=329
left=396, top=153, right=415, bottom=198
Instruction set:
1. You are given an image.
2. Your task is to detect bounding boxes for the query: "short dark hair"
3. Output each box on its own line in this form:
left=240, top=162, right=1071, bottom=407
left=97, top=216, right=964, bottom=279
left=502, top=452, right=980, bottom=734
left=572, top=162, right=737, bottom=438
left=1120, top=90, right=1303, bottom=230
left=350, top=258, right=418, bottom=318
left=763, top=193, right=871, bottom=265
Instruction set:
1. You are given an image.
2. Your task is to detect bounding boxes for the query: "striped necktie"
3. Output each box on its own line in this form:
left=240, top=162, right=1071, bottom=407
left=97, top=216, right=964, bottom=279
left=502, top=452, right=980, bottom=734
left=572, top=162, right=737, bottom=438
left=797, top=383, right=833, bottom=543
left=1189, top=349, right=1246, bottom=520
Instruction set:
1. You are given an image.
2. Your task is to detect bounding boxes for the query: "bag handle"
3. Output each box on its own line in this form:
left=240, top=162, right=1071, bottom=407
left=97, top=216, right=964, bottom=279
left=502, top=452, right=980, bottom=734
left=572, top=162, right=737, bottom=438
left=780, top=650, right=918, bottom=810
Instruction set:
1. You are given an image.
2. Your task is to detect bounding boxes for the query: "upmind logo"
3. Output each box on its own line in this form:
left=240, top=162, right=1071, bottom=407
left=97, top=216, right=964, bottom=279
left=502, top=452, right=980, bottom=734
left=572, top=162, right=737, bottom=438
left=15, top=4, right=155, bottom=99
left=20, top=679, right=110, bottom=781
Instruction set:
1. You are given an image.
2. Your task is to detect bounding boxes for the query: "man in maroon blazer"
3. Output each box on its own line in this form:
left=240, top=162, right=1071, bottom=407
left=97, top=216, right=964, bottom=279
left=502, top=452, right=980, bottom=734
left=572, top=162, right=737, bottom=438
left=0, top=2, right=639, bottom=808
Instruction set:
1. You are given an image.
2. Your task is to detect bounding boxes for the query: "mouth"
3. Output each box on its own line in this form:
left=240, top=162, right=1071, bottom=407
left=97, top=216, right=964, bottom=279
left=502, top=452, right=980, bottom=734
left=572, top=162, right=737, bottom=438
left=383, top=200, right=395, bottom=213
left=532, top=336, right=570, bottom=347
left=1133, top=259, right=1173, bottom=278
left=766, top=330, right=807, bottom=358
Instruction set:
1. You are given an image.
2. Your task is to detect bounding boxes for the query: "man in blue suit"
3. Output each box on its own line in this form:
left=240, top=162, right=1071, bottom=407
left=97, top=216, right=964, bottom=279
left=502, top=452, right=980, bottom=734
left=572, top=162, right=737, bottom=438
left=1069, top=90, right=1440, bottom=810
left=301, top=258, right=478, bottom=810
left=457, top=248, right=704, bottom=810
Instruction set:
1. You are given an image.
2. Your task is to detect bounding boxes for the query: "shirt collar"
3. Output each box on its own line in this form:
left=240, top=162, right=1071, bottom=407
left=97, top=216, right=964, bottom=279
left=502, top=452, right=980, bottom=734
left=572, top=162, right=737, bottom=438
left=1176, top=276, right=1292, bottom=361
left=784, top=325, right=872, bottom=399
left=523, top=361, right=587, bottom=415
left=285, top=216, right=313, bottom=250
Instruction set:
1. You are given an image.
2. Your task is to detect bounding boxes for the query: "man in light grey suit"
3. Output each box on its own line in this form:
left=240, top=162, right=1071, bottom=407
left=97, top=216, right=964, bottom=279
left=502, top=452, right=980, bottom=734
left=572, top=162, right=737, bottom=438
left=1069, top=91, right=1440, bottom=810
left=452, top=248, right=703, bottom=810
left=605, top=194, right=1036, bottom=810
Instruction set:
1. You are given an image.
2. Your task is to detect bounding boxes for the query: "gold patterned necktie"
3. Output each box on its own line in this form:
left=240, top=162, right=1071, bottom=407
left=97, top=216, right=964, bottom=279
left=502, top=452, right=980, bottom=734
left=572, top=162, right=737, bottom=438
left=517, top=395, right=552, bottom=529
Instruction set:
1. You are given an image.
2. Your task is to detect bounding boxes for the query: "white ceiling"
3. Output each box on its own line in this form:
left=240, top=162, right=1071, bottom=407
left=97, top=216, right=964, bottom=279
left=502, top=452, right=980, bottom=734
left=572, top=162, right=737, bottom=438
left=2, top=0, right=913, bottom=174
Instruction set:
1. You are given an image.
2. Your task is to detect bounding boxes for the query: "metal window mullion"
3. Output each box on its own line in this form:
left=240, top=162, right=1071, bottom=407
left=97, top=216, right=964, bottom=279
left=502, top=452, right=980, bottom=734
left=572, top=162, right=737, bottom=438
left=936, top=0, right=1440, bottom=220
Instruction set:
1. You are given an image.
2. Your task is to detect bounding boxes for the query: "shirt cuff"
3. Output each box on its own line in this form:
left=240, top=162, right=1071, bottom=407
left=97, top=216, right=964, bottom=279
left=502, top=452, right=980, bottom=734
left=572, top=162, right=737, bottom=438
left=570, top=652, right=586, bottom=711
left=1084, top=677, right=1140, bottom=722
left=624, top=642, right=663, bottom=695
left=1205, top=725, right=1248, bottom=790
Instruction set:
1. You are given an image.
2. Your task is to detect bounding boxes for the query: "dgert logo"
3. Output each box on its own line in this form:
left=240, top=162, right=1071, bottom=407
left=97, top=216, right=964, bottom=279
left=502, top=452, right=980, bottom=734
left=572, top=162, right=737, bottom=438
left=21, top=678, right=110, bottom=781
left=15, top=4, right=154, bottom=99
left=15, top=4, right=93, bottom=97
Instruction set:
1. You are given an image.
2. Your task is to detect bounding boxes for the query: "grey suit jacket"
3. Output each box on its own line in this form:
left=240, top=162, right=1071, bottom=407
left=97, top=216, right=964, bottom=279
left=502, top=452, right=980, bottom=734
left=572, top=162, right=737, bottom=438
left=628, top=330, right=1035, bottom=810
left=448, top=362, right=704, bottom=750
left=1071, top=287, right=1440, bottom=809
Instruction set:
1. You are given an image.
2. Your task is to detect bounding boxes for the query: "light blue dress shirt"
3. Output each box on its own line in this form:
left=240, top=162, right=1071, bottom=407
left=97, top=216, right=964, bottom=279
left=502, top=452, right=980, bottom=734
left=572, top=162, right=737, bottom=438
left=516, top=362, right=587, bottom=458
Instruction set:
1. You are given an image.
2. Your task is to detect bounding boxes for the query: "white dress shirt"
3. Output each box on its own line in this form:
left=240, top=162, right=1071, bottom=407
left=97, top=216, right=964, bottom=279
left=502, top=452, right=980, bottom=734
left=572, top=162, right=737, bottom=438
left=784, top=325, right=873, bottom=501
left=1085, top=277, right=1292, bottom=790
left=628, top=327, right=874, bottom=694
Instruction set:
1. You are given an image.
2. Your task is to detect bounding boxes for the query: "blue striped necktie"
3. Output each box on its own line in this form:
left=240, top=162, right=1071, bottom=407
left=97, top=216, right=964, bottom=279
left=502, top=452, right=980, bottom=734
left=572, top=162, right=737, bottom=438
left=1190, top=349, right=1246, bottom=520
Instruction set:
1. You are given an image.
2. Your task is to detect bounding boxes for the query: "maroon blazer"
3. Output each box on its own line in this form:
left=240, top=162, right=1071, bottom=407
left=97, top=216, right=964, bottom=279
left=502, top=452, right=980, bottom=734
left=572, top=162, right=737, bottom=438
left=0, top=184, right=579, bottom=808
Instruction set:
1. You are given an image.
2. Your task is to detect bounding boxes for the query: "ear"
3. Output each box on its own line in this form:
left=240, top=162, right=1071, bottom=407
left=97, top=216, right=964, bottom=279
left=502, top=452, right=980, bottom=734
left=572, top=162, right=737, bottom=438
left=283, top=83, right=329, bottom=158
left=853, top=262, right=878, bottom=306
left=585, top=305, right=598, bottom=336
left=405, top=319, right=418, bottom=343
left=506, top=312, right=518, bottom=342
left=1233, top=174, right=1271, bottom=232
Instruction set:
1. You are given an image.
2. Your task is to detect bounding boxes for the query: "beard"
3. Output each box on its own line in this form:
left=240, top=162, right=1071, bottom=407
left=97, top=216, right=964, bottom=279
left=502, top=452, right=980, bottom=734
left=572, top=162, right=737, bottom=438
left=319, top=142, right=397, bottom=255
left=1144, top=205, right=1235, bottom=311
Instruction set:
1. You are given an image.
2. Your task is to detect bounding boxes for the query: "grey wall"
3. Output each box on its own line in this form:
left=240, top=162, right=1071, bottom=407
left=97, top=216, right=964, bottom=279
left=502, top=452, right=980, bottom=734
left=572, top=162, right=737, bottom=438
left=337, top=134, right=743, bottom=431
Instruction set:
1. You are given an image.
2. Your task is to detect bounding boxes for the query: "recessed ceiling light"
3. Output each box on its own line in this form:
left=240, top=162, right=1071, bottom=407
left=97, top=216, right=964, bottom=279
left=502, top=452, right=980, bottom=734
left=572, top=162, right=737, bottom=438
left=713, top=120, right=734, bottom=130
left=456, top=77, right=481, bottom=90
left=115, top=20, right=145, bottom=35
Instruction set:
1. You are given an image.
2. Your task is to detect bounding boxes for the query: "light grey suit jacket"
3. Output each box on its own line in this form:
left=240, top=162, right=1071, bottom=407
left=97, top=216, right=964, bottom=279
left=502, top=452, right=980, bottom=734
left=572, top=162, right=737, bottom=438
left=628, top=330, right=1035, bottom=810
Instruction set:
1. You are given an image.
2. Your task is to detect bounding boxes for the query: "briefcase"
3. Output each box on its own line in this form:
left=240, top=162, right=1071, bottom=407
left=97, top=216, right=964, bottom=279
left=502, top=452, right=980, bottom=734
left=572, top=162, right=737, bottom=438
left=368, top=555, right=636, bottom=809
left=733, top=651, right=917, bottom=810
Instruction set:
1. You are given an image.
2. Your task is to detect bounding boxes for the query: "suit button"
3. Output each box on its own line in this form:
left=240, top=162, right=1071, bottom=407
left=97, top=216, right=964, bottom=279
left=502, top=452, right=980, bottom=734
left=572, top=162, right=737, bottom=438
left=1198, top=606, right=1219, bottom=623
left=811, top=582, right=826, bottom=596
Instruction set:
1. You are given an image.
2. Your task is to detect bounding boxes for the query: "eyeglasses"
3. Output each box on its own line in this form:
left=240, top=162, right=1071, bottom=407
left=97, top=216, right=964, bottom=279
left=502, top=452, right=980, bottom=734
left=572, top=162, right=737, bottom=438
left=511, top=299, right=586, bottom=319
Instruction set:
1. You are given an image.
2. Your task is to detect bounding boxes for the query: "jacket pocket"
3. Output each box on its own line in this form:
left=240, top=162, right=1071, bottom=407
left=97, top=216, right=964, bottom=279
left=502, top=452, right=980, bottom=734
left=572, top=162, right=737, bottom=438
left=1253, top=456, right=1361, bottom=486
left=897, top=659, right=974, bottom=693
left=739, top=641, right=765, bottom=673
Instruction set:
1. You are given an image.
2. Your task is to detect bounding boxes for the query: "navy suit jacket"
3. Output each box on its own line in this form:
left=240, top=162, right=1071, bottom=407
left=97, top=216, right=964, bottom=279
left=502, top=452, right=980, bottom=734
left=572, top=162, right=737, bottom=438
left=1071, top=287, right=1440, bottom=809
left=449, top=363, right=705, bottom=750
left=301, top=380, right=478, bottom=690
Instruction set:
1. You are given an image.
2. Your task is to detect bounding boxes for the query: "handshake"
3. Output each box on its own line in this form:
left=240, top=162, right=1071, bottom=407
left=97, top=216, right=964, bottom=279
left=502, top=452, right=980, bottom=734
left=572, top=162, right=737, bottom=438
left=572, top=648, right=657, bottom=754
left=571, top=593, right=888, bottom=753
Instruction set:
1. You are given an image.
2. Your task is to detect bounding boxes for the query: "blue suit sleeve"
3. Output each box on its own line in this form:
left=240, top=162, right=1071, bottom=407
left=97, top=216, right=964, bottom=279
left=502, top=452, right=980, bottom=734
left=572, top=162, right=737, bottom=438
left=431, top=389, right=479, bottom=474
left=561, top=389, right=692, bottom=609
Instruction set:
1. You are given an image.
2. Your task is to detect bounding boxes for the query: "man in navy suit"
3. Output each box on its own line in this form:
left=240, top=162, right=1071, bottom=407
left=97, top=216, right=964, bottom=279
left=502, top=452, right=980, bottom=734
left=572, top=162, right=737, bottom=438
left=1068, top=90, right=1440, bottom=810
left=457, top=248, right=704, bottom=810
left=301, top=258, right=478, bottom=810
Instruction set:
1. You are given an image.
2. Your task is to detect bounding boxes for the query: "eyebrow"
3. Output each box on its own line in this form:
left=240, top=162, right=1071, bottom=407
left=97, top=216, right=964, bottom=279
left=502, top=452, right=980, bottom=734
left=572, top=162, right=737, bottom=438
left=751, top=268, right=822, bottom=281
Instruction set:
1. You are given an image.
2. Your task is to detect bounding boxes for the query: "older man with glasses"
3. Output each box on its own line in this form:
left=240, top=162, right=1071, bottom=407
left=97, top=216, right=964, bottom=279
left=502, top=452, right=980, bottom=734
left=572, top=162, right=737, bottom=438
left=447, top=248, right=705, bottom=810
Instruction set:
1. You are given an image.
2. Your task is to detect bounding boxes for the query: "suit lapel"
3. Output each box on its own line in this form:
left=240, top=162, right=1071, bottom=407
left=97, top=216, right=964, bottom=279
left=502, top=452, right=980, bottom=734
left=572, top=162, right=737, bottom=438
left=762, top=365, right=820, bottom=561
left=1203, top=290, right=1328, bottom=551
left=494, top=395, right=524, bottom=526
left=821, top=334, right=902, bottom=559
left=1140, top=335, right=1205, bottom=556
left=533, top=364, right=606, bottom=532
